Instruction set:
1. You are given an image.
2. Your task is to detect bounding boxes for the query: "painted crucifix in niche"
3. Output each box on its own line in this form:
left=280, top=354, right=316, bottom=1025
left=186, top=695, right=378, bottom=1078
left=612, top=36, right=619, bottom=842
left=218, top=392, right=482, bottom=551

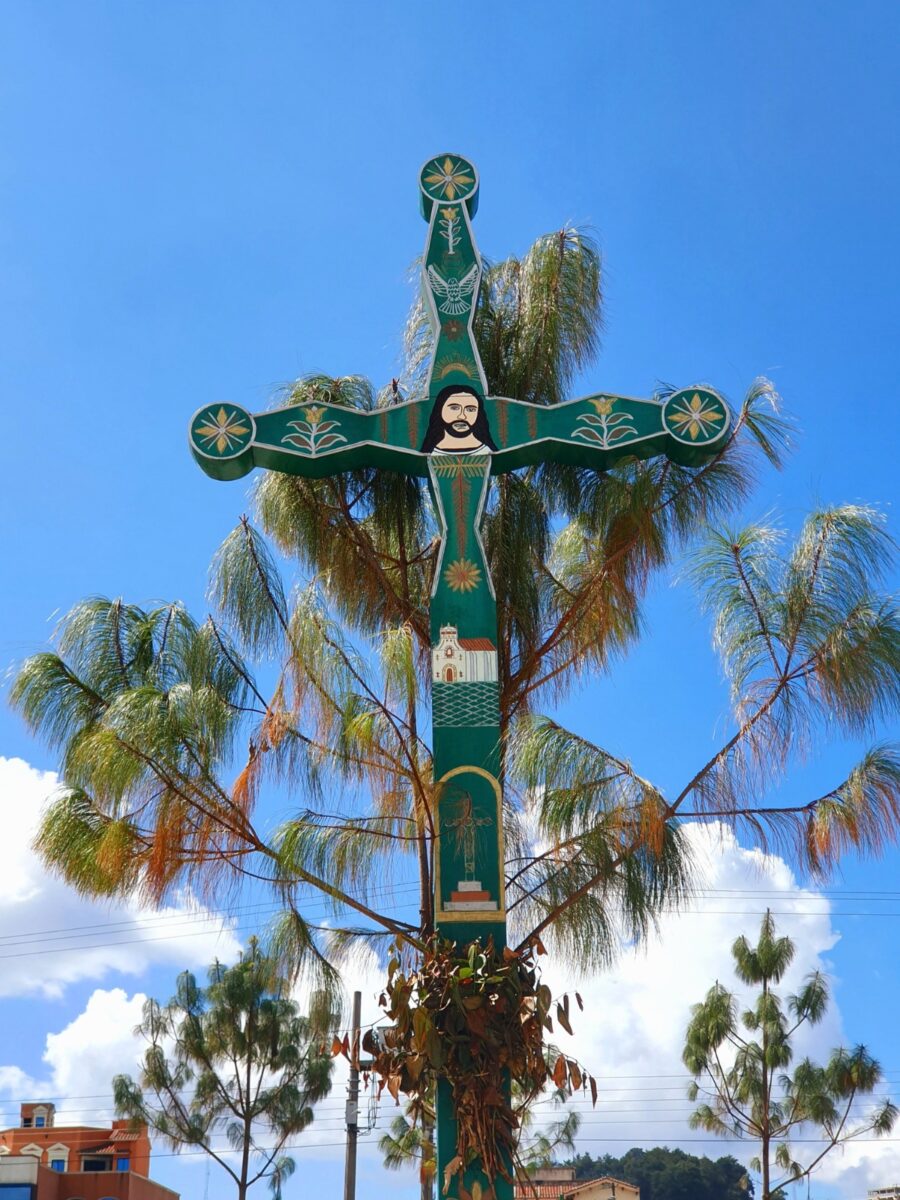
left=442, top=789, right=498, bottom=911
left=420, top=384, right=499, bottom=455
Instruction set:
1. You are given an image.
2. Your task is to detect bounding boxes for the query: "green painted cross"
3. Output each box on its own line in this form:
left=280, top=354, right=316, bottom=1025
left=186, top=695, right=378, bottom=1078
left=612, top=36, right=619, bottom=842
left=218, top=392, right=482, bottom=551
left=190, top=153, right=730, bottom=1199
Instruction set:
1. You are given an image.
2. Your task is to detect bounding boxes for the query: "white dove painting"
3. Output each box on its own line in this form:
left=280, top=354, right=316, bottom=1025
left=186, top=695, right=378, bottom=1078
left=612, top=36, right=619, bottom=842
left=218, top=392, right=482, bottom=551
left=427, top=263, right=479, bottom=316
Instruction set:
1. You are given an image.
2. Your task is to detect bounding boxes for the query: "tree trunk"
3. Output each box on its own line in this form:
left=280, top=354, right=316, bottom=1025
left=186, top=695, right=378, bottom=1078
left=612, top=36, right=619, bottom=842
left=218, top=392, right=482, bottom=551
left=239, top=1002, right=255, bottom=1200
left=761, top=974, right=771, bottom=1199
left=761, top=1137, right=770, bottom=1200
left=397, top=510, right=433, bottom=933
left=422, top=1111, right=435, bottom=1200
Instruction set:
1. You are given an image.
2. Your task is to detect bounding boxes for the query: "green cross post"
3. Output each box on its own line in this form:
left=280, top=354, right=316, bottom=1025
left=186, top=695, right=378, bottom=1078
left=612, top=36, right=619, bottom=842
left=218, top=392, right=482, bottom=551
left=190, top=153, right=731, bottom=1199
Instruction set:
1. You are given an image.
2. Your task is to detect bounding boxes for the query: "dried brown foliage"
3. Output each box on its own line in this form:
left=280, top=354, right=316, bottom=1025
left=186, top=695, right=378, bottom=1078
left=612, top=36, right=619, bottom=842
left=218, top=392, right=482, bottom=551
left=334, top=936, right=596, bottom=1193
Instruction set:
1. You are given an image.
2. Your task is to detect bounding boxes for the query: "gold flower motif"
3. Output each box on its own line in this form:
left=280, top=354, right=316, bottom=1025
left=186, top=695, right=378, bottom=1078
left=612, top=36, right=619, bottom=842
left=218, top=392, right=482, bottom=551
left=303, top=405, right=327, bottom=425
left=588, top=396, right=615, bottom=416
left=668, top=392, right=725, bottom=441
left=424, top=157, right=475, bottom=201
left=443, top=558, right=482, bottom=593
left=195, top=406, right=250, bottom=454
left=440, top=206, right=459, bottom=221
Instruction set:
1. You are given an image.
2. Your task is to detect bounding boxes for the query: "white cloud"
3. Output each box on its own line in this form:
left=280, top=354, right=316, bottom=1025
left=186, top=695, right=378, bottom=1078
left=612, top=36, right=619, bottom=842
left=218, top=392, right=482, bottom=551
left=816, top=1139, right=900, bottom=1196
left=529, top=822, right=900, bottom=1198
left=20, top=988, right=150, bottom=1126
left=0, top=756, right=242, bottom=999
left=0, top=988, right=149, bottom=1135
left=43, top=989, right=147, bottom=1109
left=1, top=761, right=893, bottom=1198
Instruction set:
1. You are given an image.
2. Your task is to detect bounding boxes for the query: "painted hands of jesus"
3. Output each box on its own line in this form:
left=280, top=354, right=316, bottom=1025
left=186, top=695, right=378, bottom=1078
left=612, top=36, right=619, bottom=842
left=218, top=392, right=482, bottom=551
left=420, top=384, right=499, bottom=455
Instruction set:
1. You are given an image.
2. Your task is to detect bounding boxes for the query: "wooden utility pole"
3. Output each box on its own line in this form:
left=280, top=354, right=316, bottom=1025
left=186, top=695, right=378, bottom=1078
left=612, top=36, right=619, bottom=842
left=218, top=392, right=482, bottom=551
left=343, top=990, right=362, bottom=1200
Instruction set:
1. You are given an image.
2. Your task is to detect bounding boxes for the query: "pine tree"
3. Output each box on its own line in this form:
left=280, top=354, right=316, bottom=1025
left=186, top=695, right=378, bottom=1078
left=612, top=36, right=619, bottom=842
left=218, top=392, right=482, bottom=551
left=11, top=227, right=900, bottom=1017
left=113, top=938, right=333, bottom=1200
left=683, top=911, right=897, bottom=1198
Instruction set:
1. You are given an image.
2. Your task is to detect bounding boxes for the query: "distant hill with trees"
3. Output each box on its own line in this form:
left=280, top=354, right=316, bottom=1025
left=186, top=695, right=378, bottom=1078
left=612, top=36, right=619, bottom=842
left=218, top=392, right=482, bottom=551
left=567, top=1146, right=752, bottom=1199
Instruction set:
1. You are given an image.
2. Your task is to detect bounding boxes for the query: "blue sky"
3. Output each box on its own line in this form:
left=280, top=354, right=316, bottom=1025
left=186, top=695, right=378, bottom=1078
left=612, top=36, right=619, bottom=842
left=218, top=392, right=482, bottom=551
left=1, top=3, right=899, bottom=1198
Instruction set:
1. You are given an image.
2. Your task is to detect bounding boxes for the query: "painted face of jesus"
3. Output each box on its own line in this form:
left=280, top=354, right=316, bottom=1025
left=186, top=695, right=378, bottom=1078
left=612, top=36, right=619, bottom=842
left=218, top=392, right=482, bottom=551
left=420, top=384, right=498, bottom=454
left=441, top=393, right=480, bottom=438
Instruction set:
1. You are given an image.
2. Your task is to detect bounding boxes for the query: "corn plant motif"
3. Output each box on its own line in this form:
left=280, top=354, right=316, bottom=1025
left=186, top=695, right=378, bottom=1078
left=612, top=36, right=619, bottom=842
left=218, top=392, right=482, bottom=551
left=439, top=206, right=461, bottom=255
left=280, top=405, right=347, bottom=455
left=572, top=396, right=639, bottom=448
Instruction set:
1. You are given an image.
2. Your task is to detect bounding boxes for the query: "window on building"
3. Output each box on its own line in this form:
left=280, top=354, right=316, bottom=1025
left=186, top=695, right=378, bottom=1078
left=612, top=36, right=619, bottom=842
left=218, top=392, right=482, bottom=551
left=82, top=1158, right=110, bottom=1171
left=115, top=1157, right=130, bottom=1171
left=34, top=1118, right=45, bottom=1128
left=50, top=1159, right=65, bottom=1171
left=21, top=1118, right=32, bottom=1127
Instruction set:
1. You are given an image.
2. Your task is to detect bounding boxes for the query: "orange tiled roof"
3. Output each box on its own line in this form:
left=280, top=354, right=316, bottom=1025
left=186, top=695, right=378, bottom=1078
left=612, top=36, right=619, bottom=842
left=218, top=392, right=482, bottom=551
left=458, top=637, right=496, bottom=651
left=84, top=1133, right=141, bottom=1154
left=515, top=1178, right=637, bottom=1199
left=515, top=1187, right=572, bottom=1199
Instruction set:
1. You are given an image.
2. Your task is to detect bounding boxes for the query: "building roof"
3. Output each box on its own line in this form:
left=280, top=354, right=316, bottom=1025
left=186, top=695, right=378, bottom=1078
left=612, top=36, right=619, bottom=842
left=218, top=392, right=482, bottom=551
left=515, top=1178, right=637, bottom=1199
left=88, top=1138, right=140, bottom=1154
left=515, top=1186, right=574, bottom=1199
left=459, top=637, right=496, bottom=651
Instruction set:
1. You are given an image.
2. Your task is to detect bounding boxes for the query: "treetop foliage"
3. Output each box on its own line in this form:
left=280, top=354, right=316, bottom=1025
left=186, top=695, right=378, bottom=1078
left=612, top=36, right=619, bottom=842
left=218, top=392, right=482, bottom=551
left=10, top=225, right=900, bottom=1004
left=567, top=1146, right=752, bottom=1200
left=683, top=911, right=897, bottom=1198
left=113, top=938, right=333, bottom=1199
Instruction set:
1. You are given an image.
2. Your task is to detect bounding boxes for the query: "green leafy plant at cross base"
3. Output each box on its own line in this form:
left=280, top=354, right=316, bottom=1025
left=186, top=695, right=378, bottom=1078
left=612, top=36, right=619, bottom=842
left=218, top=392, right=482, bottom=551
left=353, top=936, right=594, bottom=1195
left=379, top=1062, right=581, bottom=1200
left=113, top=938, right=334, bottom=1200
left=683, top=911, right=898, bottom=1200
left=11, top=159, right=900, bottom=1193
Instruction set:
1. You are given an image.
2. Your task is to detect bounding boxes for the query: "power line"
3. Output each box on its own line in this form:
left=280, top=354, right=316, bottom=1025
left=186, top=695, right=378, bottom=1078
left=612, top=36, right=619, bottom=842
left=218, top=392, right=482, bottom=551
left=7, top=1072, right=900, bottom=1110
left=3, top=1088, right=897, bottom=1126
left=9, top=881, right=900, bottom=948
left=8, top=1130, right=900, bottom=1163
left=0, top=885, right=423, bottom=947
left=8, top=904, right=900, bottom=964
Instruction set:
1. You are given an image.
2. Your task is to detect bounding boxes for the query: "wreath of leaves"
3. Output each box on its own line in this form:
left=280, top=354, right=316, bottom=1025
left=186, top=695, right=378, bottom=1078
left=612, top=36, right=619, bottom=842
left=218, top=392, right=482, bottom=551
left=335, top=936, right=596, bottom=1195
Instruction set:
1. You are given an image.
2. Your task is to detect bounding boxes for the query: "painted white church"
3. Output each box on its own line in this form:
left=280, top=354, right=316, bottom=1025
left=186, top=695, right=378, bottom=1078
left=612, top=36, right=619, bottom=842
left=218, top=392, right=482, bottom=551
left=431, top=625, right=498, bottom=684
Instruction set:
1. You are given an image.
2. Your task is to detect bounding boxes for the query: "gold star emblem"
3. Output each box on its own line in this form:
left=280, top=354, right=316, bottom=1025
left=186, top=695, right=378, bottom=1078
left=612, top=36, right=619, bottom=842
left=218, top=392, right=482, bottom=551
left=443, top=558, right=482, bottom=592
left=195, top=406, right=251, bottom=454
left=424, top=156, right=475, bottom=201
left=668, top=392, right=725, bottom=441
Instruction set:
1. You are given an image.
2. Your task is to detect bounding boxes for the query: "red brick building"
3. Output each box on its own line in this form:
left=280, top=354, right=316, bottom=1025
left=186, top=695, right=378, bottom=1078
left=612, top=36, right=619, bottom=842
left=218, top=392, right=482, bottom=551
left=0, top=1103, right=178, bottom=1200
